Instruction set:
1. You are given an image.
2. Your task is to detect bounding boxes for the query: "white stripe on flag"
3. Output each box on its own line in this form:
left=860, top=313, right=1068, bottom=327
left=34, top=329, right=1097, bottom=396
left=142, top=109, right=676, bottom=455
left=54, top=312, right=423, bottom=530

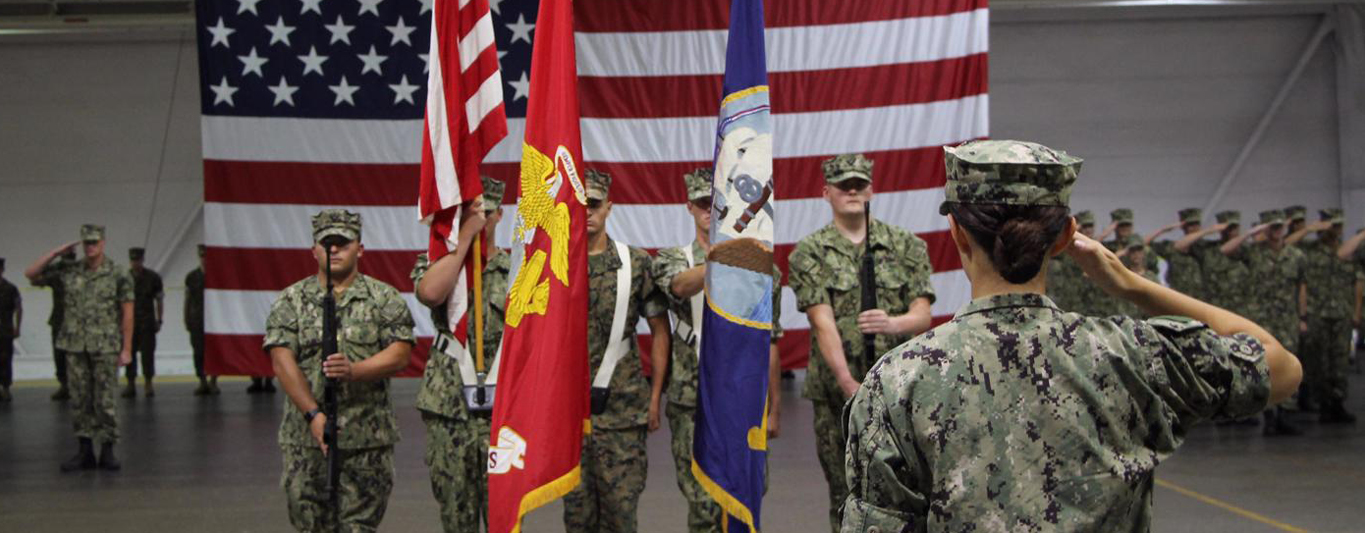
left=206, top=289, right=435, bottom=337
left=206, top=189, right=948, bottom=251
left=466, top=68, right=504, bottom=133
left=424, top=34, right=461, bottom=210
left=575, top=9, right=988, bottom=77
left=205, top=203, right=428, bottom=250
left=201, top=95, right=986, bottom=165
left=459, top=11, right=496, bottom=73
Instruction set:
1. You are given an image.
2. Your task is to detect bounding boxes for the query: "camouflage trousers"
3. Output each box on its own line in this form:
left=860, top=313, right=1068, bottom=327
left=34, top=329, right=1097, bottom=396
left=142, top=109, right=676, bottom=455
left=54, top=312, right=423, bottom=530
left=1303, top=317, right=1354, bottom=403
left=421, top=412, right=490, bottom=533
left=67, top=352, right=119, bottom=443
left=667, top=403, right=723, bottom=533
left=563, top=425, right=648, bottom=533
left=811, top=398, right=846, bottom=533
left=280, top=444, right=394, bottom=533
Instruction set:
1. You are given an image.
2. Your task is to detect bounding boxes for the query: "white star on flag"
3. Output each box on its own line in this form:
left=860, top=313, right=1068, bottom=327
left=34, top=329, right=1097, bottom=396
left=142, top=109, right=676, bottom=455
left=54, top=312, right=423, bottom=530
left=419, top=0, right=432, bottom=15
left=418, top=53, right=429, bottom=73
left=210, top=77, right=238, bottom=106
left=298, top=46, right=328, bottom=76
left=238, top=47, right=268, bottom=78
left=358, top=45, right=387, bottom=75
left=507, top=71, right=530, bottom=101
left=236, top=0, right=262, bottom=16
left=325, top=16, right=355, bottom=46
left=488, top=0, right=502, bottom=15
left=386, top=17, right=415, bottom=47
left=507, top=14, right=533, bottom=45
left=357, top=0, right=384, bottom=17
left=268, top=78, right=300, bottom=106
left=206, top=18, right=235, bottom=49
left=389, top=75, right=419, bottom=105
left=265, top=17, right=295, bottom=47
left=299, top=0, right=323, bottom=15
left=329, top=76, right=360, bottom=106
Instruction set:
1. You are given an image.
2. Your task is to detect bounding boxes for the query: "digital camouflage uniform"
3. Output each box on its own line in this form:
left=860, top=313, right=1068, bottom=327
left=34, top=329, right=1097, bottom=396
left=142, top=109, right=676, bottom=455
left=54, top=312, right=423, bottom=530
left=34, top=254, right=74, bottom=388
left=411, top=176, right=509, bottom=533
left=789, top=152, right=936, bottom=533
left=1299, top=209, right=1358, bottom=408
left=563, top=233, right=666, bottom=533
left=1150, top=208, right=1211, bottom=301
left=1235, top=215, right=1306, bottom=355
left=653, top=234, right=784, bottom=533
left=842, top=139, right=1274, bottom=532
left=127, top=248, right=163, bottom=381
left=1200, top=211, right=1252, bottom=316
left=52, top=225, right=134, bottom=445
left=185, top=263, right=206, bottom=378
left=410, top=244, right=509, bottom=533
left=264, top=210, right=416, bottom=533
left=1104, top=208, right=1161, bottom=273
left=1113, top=235, right=1161, bottom=319
left=1046, top=211, right=1103, bottom=316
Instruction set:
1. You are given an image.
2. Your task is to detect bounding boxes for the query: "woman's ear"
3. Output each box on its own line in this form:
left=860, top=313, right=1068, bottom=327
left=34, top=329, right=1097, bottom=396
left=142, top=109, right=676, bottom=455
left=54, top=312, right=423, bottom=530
left=948, top=214, right=973, bottom=260
left=1049, top=216, right=1078, bottom=257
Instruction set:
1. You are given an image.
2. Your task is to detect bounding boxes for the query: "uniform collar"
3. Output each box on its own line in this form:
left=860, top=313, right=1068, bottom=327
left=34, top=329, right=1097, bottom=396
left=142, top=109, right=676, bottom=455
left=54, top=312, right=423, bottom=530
left=307, top=273, right=372, bottom=305
left=818, top=219, right=889, bottom=258
left=591, top=238, right=622, bottom=270
left=956, top=292, right=1059, bottom=318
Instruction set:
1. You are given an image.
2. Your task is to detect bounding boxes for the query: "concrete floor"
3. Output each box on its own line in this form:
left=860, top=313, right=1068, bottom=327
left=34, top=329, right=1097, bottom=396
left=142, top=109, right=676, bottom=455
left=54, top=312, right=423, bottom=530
left=1, top=374, right=1362, bottom=533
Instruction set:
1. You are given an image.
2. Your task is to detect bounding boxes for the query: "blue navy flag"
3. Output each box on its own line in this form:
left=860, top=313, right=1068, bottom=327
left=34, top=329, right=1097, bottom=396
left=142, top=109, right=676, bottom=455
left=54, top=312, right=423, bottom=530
left=691, top=0, right=774, bottom=531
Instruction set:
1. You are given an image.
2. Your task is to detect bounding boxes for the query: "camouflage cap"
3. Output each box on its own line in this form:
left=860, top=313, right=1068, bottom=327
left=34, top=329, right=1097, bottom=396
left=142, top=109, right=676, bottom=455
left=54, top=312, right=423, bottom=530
left=1074, top=210, right=1095, bottom=227
left=1178, top=208, right=1202, bottom=224
left=822, top=153, right=873, bottom=184
left=1111, top=208, right=1134, bottom=225
left=586, top=169, right=612, bottom=201
left=939, top=140, right=1080, bottom=215
left=1123, top=234, right=1145, bottom=250
left=1284, top=205, right=1307, bottom=221
left=80, top=224, right=105, bottom=242
left=1320, top=208, right=1344, bottom=225
left=311, top=209, right=362, bottom=242
left=684, top=167, right=713, bottom=201
left=1215, top=210, right=1241, bottom=225
left=128, top=247, right=145, bottom=261
left=1258, top=209, right=1285, bottom=226
left=480, top=175, right=506, bottom=208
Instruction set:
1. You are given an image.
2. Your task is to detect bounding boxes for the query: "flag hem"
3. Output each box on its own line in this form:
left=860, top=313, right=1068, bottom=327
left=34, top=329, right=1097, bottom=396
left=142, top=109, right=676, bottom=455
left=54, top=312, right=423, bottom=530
left=508, top=459, right=585, bottom=533
left=691, top=458, right=759, bottom=533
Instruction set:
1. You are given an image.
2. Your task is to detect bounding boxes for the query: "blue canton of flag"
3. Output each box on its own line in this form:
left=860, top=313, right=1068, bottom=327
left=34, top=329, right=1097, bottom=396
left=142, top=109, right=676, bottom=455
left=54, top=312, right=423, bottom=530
left=194, top=0, right=536, bottom=120
left=692, top=0, right=775, bottom=531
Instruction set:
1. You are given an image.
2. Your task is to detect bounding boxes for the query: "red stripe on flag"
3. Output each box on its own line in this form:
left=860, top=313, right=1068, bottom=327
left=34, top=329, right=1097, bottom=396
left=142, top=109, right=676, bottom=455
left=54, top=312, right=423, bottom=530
left=205, top=247, right=421, bottom=292
left=205, top=334, right=429, bottom=377
left=575, top=0, right=985, bottom=32
left=484, top=145, right=949, bottom=205
left=205, top=160, right=419, bottom=205
left=580, top=54, right=987, bottom=118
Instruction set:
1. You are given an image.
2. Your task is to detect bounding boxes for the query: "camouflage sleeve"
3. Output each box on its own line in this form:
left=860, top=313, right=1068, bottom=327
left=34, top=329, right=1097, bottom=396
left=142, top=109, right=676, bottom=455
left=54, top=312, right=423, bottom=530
left=633, top=248, right=668, bottom=319
left=1294, top=250, right=1307, bottom=285
left=841, top=364, right=925, bottom=532
left=409, top=252, right=430, bottom=288
left=787, top=239, right=827, bottom=312
left=1140, top=317, right=1271, bottom=424
left=903, top=233, right=936, bottom=304
left=1150, top=240, right=1174, bottom=260
left=377, top=285, right=417, bottom=347
left=650, top=246, right=690, bottom=307
left=116, top=269, right=135, bottom=304
left=772, top=267, right=784, bottom=340
left=32, top=261, right=65, bottom=287
left=263, top=288, right=299, bottom=354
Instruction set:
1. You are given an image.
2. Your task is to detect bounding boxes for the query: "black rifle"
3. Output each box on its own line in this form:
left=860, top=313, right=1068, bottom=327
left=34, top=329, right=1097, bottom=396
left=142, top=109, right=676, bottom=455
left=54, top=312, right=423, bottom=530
left=320, top=239, right=342, bottom=522
left=859, top=202, right=877, bottom=362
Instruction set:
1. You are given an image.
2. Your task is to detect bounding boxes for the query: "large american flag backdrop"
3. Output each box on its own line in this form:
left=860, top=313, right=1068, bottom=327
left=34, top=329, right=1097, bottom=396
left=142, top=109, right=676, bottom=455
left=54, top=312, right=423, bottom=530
left=196, top=0, right=988, bottom=376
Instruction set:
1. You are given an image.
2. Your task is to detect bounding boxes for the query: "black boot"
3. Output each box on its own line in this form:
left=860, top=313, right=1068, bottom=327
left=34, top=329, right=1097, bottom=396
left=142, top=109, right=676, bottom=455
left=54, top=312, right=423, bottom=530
left=60, top=438, right=96, bottom=472
left=98, top=442, right=121, bottom=471
left=1264, top=408, right=1302, bottom=436
left=1320, top=401, right=1358, bottom=424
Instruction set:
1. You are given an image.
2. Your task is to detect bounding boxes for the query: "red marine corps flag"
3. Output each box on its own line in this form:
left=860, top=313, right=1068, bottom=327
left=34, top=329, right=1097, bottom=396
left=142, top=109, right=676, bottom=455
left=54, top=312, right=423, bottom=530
left=486, top=0, right=589, bottom=530
left=418, top=0, right=508, bottom=341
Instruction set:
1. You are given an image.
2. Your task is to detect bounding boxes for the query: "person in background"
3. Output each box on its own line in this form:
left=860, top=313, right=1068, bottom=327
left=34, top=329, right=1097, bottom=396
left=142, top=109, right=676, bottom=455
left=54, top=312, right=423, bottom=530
left=0, top=258, right=21, bottom=402
left=186, top=244, right=217, bottom=396
left=123, top=247, right=163, bottom=398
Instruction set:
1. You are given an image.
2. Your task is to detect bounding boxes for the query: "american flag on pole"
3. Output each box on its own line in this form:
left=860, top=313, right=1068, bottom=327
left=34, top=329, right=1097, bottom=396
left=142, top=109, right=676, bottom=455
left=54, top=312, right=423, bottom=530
left=418, top=0, right=507, bottom=340
left=196, top=0, right=987, bottom=376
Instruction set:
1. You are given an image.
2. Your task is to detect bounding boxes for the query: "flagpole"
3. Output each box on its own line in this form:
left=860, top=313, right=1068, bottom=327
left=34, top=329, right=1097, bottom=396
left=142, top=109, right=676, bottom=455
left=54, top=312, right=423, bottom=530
left=474, top=233, right=485, bottom=373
